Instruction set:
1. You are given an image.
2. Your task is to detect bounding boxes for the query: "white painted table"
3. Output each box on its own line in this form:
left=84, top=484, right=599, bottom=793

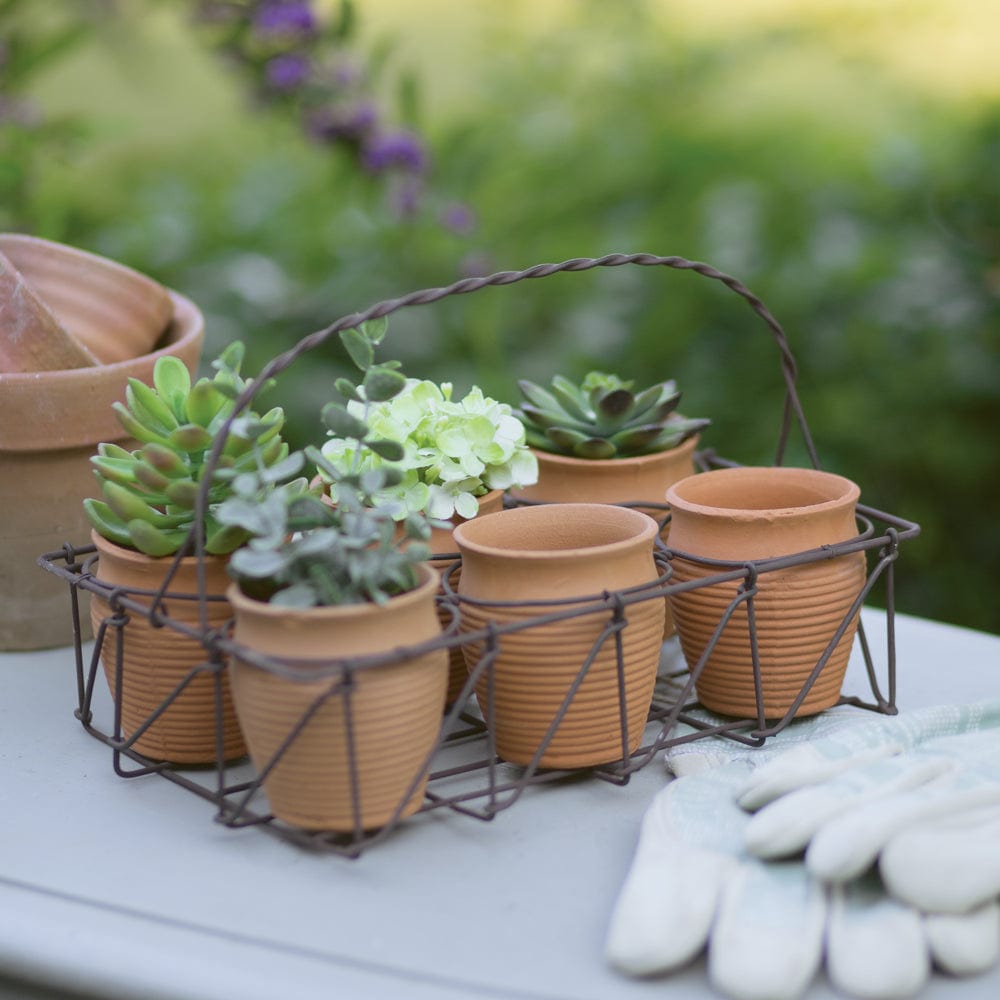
left=1, top=610, right=998, bottom=1000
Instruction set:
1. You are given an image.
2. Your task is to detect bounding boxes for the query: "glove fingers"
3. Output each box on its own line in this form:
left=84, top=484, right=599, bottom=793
left=826, top=877, right=929, bottom=1000
left=708, top=861, right=826, bottom=1000
left=925, top=900, right=1000, bottom=976
left=743, top=755, right=952, bottom=860
left=879, top=803, right=1000, bottom=913
left=605, top=844, right=733, bottom=976
left=807, top=780, right=1000, bottom=883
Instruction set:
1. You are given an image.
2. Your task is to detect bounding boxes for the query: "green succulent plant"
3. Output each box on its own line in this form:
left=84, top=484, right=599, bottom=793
left=218, top=318, right=436, bottom=607
left=83, top=343, right=296, bottom=557
left=515, top=370, right=710, bottom=460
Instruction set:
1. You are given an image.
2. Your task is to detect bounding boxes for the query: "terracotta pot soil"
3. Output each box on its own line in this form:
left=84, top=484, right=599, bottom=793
left=453, top=503, right=665, bottom=769
left=227, top=564, right=448, bottom=832
left=88, top=531, right=245, bottom=764
left=664, top=466, right=866, bottom=719
left=1, top=289, right=204, bottom=651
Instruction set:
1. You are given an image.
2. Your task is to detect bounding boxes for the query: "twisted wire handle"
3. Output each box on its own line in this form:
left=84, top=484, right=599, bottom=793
left=184, top=252, right=820, bottom=622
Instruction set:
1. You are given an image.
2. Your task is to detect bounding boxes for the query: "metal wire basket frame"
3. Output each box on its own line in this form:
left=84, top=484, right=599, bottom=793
left=39, top=252, right=920, bottom=857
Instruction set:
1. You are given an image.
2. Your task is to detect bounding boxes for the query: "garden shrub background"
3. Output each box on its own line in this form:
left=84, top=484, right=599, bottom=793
left=3, top=0, right=997, bottom=634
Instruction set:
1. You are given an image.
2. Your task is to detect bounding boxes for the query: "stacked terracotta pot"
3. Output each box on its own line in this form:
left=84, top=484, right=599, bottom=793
left=0, top=234, right=204, bottom=650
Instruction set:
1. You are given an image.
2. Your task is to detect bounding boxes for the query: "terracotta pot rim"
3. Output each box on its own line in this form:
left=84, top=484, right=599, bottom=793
left=530, top=434, right=699, bottom=470
left=90, top=529, right=215, bottom=567
left=226, top=562, right=440, bottom=623
left=453, top=502, right=658, bottom=562
left=666, top=466, right=860, bottom=520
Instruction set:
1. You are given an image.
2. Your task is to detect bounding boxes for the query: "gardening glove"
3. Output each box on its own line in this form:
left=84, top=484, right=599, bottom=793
left=606, top=700, right=1000, bottom=1000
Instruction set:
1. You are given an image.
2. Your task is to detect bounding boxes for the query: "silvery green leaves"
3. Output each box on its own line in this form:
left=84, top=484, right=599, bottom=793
left=515, top=370, right=710, bottom=459
left=220, top=319, right=435, bottom=607
left=83, top=344, right=293, bottom=557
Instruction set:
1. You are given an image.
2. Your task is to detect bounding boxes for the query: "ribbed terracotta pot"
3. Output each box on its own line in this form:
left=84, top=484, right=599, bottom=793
left=88, top=532, right=245, bottom=763
left=665, top=466, right=867, bottom=719
left=453, top=503, right=665, bottom=769
left=510, top=437, right=699, bottom=637
left=0, top=233, right=173, bottom=364
left=1, top=288, right=203, bottom=650
left=426, top=489, right=504, bottom=707
left=227, top=564, right=448, bottom=832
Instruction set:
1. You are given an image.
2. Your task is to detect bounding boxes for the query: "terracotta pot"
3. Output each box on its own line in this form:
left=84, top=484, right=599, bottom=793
left=0, top=233, right=173, bottom=365
left=510, top=437, right=699, bottom=638
left=88, top=532, right=245, bottom=764
left=1, top=289, right=204, bottom=650
left=511, top=436, right=699, bottom=517
left=664, top=466, right=867, bottom=719
left=453, top=503, right=665, bottom=769
left=227, top=564, right=448, bottom=832
left=426, top=489, right=504, bottom=707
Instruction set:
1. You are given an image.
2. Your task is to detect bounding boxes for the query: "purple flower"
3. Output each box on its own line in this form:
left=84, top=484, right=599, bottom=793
left=306, top=101, right=378, bottom=144
left=440, top=202, right=476, bottom=235
left=265, top=53, right=309, bottom=90
left=361, top=130, right=427, bottom=175
left=253, top=1, right=316, bottom=37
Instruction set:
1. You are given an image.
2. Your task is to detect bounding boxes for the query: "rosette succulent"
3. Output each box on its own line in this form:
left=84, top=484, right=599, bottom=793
left=515, top=371, right=709, bottom=460
left=319, top=377, right=538, bottom=520
left=83, top=343, right=296, bottom=557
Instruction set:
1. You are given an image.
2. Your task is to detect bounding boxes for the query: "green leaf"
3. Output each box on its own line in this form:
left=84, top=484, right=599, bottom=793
left=151, top=357, right=192, bottom=423
left=164, top=479, right=201, bottom=509
left=365, top=438, right=405, bottom=461
left=549, top=376, right=594, bottom=421
left=126, top=378, right=180, bottom=435
left=142, top=442, right=190, bottom=478
left=83, top=498, right=132, bottom=548
left=321, top=402, right=368, bottom=440
left=126, top=520, right=191, bottom=558
left=335, top=377, right=362, bottom=402
left=339, top=326, right=374, bottom=371
left=595, top=387, right=636, bottom=428
left=186, top=378, right=228, bottom=428
left=362, top=366, right=406, bottom=402
left=359, top=316, right=389, bottom=345
left=90, top=455, right=139, bottom=488
left=111, top=402, right=172, bottom=447
left=168, top=424, right=214, bottom=454
left=102, top=480, right=189, bottom=528
left=132, top=462, right=172, bottom=493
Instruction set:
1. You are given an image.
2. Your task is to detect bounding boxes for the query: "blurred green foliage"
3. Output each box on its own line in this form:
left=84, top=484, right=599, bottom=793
left=2, top=0, right=997, bottom=633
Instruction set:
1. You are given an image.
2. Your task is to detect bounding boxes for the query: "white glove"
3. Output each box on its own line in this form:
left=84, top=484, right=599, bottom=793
left=606, top=700, right=1000, bottom=1000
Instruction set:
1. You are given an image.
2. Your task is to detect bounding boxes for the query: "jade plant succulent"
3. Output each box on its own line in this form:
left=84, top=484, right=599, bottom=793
left=83, top=343, right=297, bottom=557
left=515, top=371, right=709, bottom=460
left=319, top=376, right=538, bottom=521
left=218, top=319, right=436, bottom=607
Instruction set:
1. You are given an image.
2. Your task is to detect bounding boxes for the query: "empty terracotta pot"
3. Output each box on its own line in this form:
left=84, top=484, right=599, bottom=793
left=509, top=437, right=699, bottom=638
left=454, top=503, right=665, bottom=769
left=0, top=233, right=172, bottom=365
left=0, top=289, right=203, bottom=650
left=227, top=565, right=448, bottom=832
left=89, top=532, right=245, bottom=764
left=665, top=466, right=867, bottom=719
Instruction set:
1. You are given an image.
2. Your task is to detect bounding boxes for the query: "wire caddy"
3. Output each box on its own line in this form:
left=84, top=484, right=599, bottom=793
left=39, top=253, right=920, bottom=857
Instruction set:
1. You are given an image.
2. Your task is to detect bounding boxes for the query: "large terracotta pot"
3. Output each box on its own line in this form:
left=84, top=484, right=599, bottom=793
left=426, top=488, right=504, bottom=706
left=510, top=437, right=699, bottom=637
left=1, top=287, right=203, bottom=650
left=665, top=466, right=867, bottom=719
left=88, top=532, right=245, bottom=764
left=227, top=564, right=448, bottom=832
left=453, top=503, right=665, bottom=769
